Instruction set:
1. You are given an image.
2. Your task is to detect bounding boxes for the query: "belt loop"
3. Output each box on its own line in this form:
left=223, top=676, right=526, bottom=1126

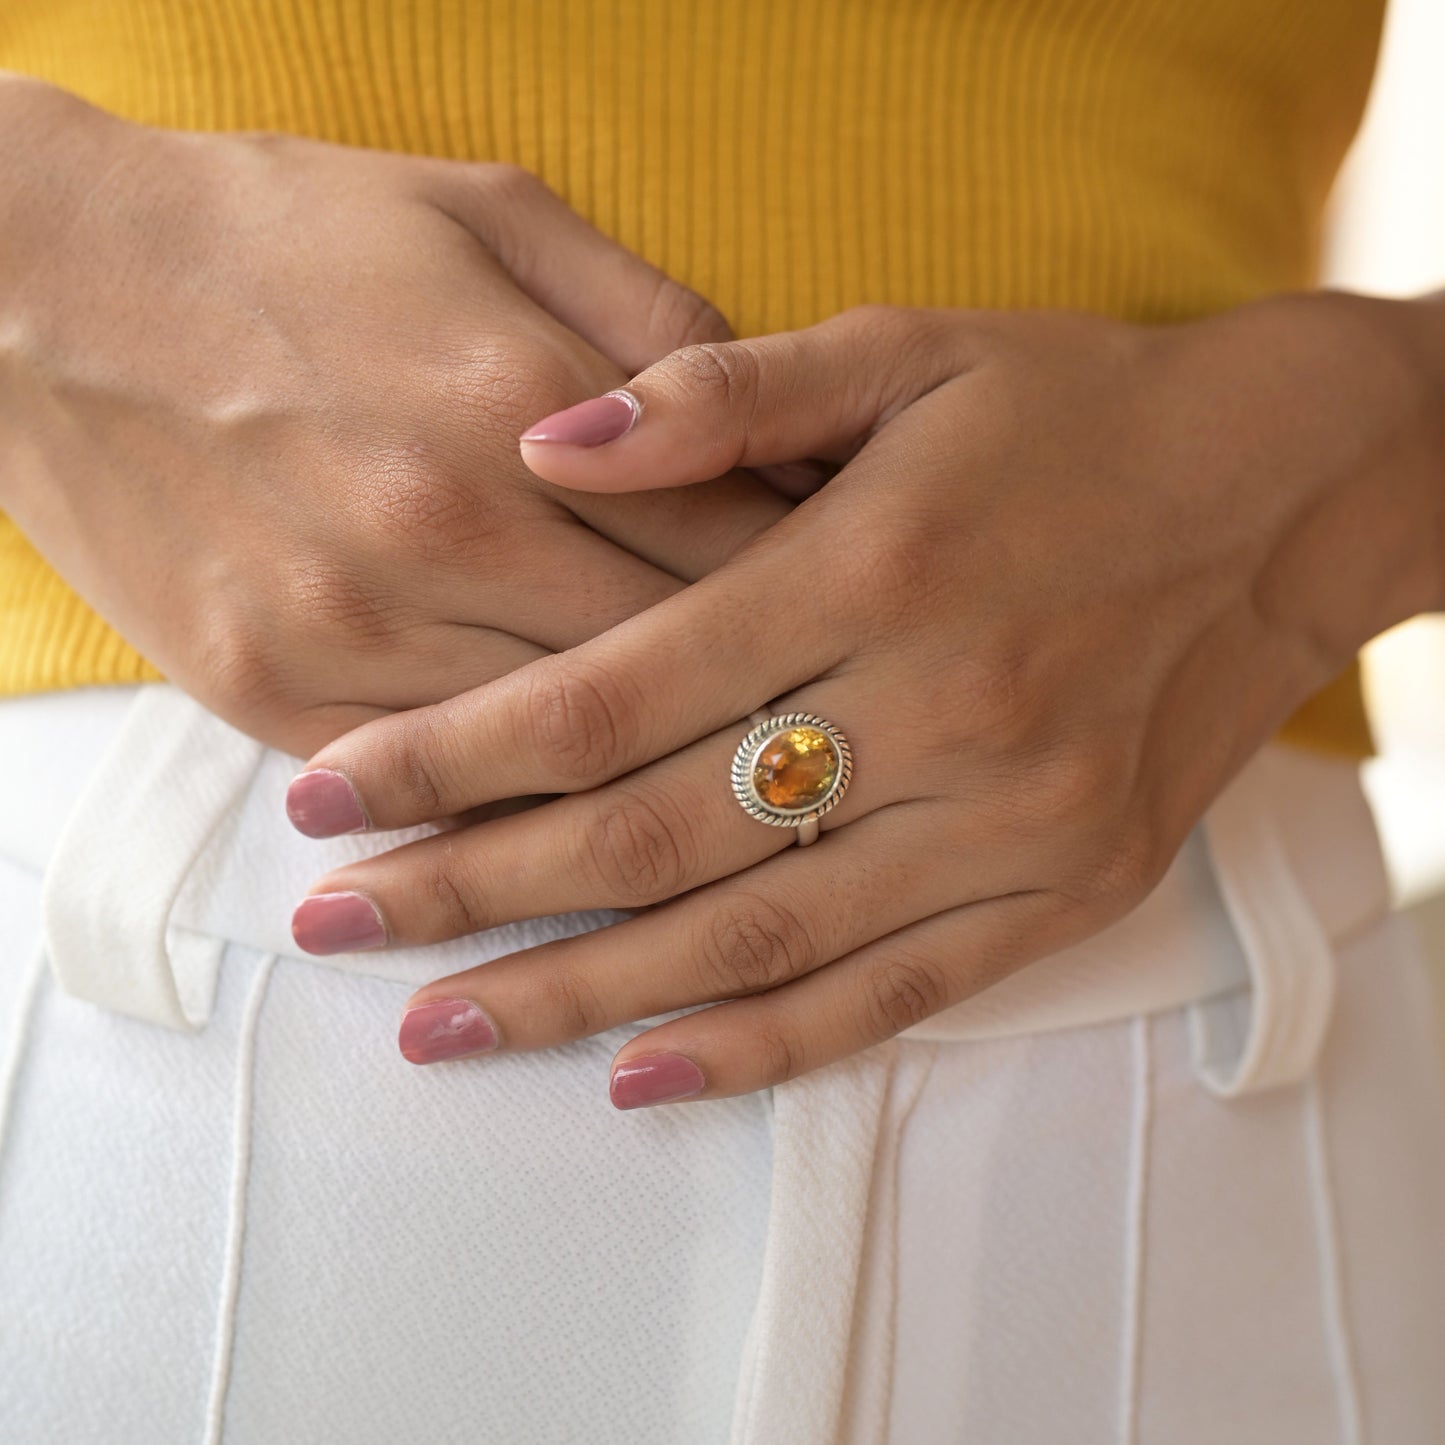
left=42, top=686, right=265, bottom=1032
left=1193, top=747, right=1338, bottom=1097
left=730, top=1043, right=898, bottom=1445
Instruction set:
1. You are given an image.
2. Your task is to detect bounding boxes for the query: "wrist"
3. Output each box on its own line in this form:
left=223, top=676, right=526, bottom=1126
left=1392, top=290, right=1445, bottom=612
left=0, top=76, right=125, bottom=512
left=1237, top=291, right=1445, bottom=678
left=0, top=75, right=121, bottom=295
left=1347, top=290, right=1445, bottom=620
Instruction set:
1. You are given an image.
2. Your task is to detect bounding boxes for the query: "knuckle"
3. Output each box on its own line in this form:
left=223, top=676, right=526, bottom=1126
left=826, top=304, right=960, bottom=419
left=232, top=128, right=293, bottom=157
left=647, top=277, right=731, bottom=349
left=533, top=966, right=607, bottom=1041
left=474, top=161, right=545, bottom=206
left=418, top=852, right=492, bottom=939
left=665, top=341, right=761, bottom=419
left=201, top=605, right=287, bottom=718
left=841, top=523, right=910, bottom=608
left=935, top=652, right=1033, bottom=748
left=696, top=896, right=812, bottom=997
left=587, top=789, right=691, bottom=905
left=527, top=663, right=641, bottom=787
left=1056, top=810, right=1165, bottom=924
left=865, top=956, right=946, bottom=1037
left=356, top=443, right=493, bottom=567
left=828, top=304, right=944, bottom=385
left=289, top=563, right=404, bottom=650
left=1092, top=817, right=1166, bottom=909
left=754, top=1023, right=807, bottom=1086
left=834, top=302, right=944, bottom=359
left=1030, top=747, right=1120, bottom=827
left=441, top=346, right=586, bottom=456
left=389, top=712, right=453, bottom=817
left=839, top=518, right=945, bottom=636
left=463, top=167, right=548, bottom=300
left=833, top=302, right=911, bottom=345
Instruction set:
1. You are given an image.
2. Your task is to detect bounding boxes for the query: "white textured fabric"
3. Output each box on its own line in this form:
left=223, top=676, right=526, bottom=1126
left=2, top=685, right=1443, bottom=1443
left=887, top=920, right=1445, bottom=1444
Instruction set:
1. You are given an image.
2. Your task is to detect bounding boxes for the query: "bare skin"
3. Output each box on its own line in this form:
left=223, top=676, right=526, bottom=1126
left=0, top=73, right=788, bottom=758
left=293, top=293, right=1445, bottom=1104
left=6, top=75, right=1440, bottom=1107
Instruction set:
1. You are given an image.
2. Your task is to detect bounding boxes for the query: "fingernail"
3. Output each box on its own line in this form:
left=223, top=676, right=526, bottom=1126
left=520, top=389, right=639, bottom=446
left=291, top=892, right=386, bottom=955
left=286, top=769, right=368, bottom=838
left=398, top=997, right=499, bottom=1064
left=610, top=1053, right=706, bottom=1110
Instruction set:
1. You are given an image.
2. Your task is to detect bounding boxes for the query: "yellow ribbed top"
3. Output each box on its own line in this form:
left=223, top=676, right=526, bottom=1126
left=0, top=0, right=1383, bottom=752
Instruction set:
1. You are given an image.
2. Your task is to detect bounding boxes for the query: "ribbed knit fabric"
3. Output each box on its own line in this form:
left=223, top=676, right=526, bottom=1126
left=0, top=0, right=1384, bottom=753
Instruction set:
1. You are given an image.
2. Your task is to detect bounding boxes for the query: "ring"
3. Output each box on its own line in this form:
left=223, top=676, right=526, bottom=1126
left=731, top=710, right=853, bottom=847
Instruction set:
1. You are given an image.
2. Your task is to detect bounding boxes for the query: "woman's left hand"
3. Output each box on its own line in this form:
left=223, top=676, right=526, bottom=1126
left=287, top=294, right=1445, bottom=1106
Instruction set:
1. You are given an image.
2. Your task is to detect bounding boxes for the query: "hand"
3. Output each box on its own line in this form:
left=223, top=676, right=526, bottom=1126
left=0, top=75, right=788, bottom=758
left=287, top=293, right=1445, bottom=1104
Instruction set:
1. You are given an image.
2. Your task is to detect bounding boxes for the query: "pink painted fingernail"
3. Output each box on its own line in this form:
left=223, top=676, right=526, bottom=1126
left=520, top=390, right=639, bottom=446
left=610, top=1053, right=706, bottom=1110
left=291, top=892, right=386, bottom=954
left=286, top=769, right=368, bottom=838
left=398, top=997, right=499, bottom=1064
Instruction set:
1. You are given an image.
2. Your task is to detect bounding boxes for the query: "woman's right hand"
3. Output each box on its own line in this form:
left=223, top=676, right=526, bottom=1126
left=0, top=75, right=788, bottom=757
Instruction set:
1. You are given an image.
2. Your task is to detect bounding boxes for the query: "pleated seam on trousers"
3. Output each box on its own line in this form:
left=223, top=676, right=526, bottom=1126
left=1117, top=1014, right=1153, bottom=1445
left=1303, top=1075, right=1365, bottom=1445
left=839, top=1042, right=938, bottom=1441
left=871, top=1044, right=938, bottom=1436
left=202, top=952, right=277, bottom=1445
left=729, top=1046, right=898, bottom=1445
left=0, top=941, right=48, bottom=1176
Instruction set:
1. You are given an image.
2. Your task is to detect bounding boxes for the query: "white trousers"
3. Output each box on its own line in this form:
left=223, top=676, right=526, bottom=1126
left=1, top=686, right=1442, bottom=1444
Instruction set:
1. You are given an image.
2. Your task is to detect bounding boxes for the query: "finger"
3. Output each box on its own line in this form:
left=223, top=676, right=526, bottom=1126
left=416, top=162, right=792, bottom=585
left=750, top=460, right=838, bottom=501
left=285, top=624, right=546, bottom=710
left=606, top=892, right=1065, bottom=1107
left=300, top=384, right=947, bottom=831
left=258, top=702, right=392, bottom=765
left=452, top=509, right=686, bottom=650
left=347, top=405, right=701, bottom=645
left=296, top=503, right=851, bottom=828
left=391, top=802, right=968, bottom=1061
left=517, top=306, right=971, bottom=492
left=291, top=676, right=913, bottom=943
left=429, top=163, right=734, bottom=373
left=262, top=624, right=548, bottom=782
left=244, top=623, right=541, bottom=767
left=558, top=469, right=790, bottom=582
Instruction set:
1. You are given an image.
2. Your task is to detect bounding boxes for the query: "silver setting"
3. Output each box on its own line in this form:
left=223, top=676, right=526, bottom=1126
left=730, top=711, right=853, bottom=834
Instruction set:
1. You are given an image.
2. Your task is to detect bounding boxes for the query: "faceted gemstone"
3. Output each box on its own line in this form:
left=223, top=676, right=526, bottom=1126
left=752, top=726, right=839, bottom=811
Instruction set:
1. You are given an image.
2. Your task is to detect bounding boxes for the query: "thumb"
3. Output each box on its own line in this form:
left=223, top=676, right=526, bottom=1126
left=430, top=162, right=732, bottom=372
left=517, top=306, right=968, bottom=493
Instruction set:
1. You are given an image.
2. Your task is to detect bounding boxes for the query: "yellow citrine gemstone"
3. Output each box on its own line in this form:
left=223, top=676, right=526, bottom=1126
left=752, top=726, right=839, bottom=811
